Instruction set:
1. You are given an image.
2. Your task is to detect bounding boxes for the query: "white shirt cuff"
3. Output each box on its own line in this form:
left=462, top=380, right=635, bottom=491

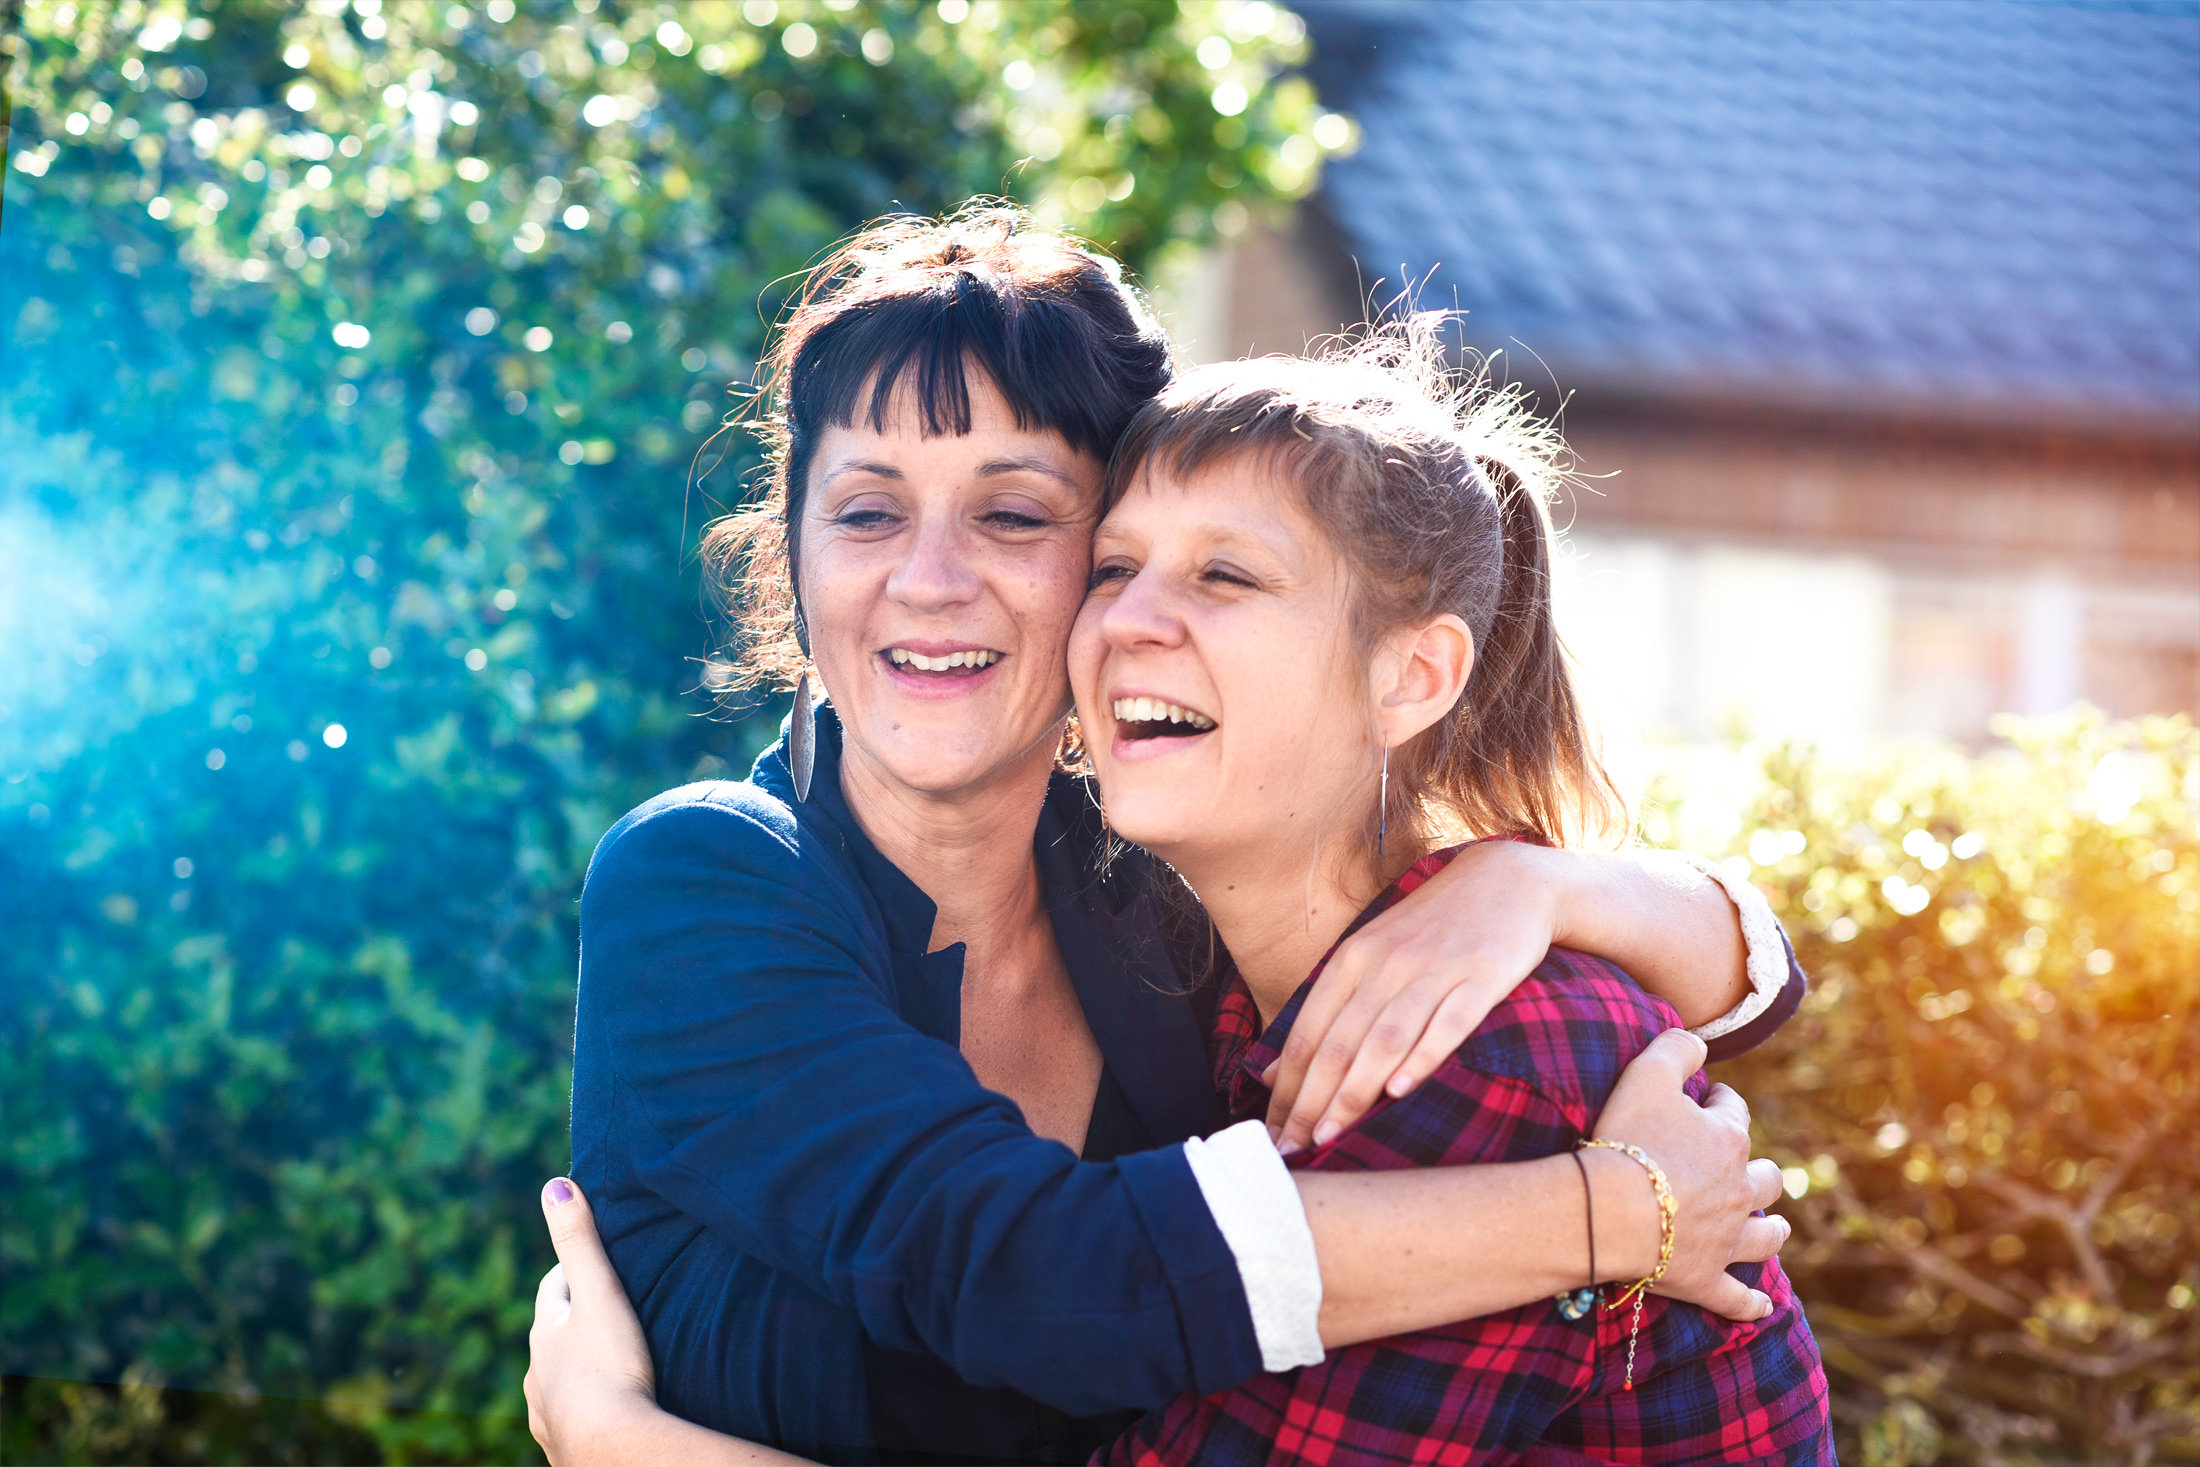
left=1671, top=850, right=1790, bottom=1042
left=1181, top=1119, right=1325, bottom=1371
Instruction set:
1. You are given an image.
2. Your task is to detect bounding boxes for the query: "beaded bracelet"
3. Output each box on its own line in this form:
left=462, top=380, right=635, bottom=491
left=1578, top=1139, right=1678, bottom=1391
left=1555, top=1149, right=1598, bottom=1321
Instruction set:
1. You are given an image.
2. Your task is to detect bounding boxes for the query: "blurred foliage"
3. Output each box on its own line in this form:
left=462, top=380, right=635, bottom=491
left=1668, top=711, right=2200, bottom=1466
left=0, top=0, right=1330, bottom=1460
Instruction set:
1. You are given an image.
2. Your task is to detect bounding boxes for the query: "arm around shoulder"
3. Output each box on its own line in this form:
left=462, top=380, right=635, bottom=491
left=574, top=786, right=1263, bottom=1414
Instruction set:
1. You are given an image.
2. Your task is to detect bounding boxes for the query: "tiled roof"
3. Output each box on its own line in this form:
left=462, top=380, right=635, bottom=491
left=1299, top=1, right=2200, bottom=427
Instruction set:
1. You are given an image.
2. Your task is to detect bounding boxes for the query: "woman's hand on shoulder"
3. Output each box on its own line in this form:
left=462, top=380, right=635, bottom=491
left=526, top=1178, right=660, bottom=1466
left=1591, top=1029, right=1789, bottom=1323
left=1263, top=838, right=1565, bottom=1152
left=526, top=1179, right=815, bottom=1467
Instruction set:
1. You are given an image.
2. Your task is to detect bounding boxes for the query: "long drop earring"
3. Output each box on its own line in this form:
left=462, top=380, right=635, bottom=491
left=789, top=602, right=815, bottom=803
left=1377, top=741, right=1390, bottom=858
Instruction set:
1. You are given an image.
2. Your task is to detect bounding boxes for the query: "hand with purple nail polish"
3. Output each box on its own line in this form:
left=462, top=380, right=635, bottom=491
left=527, top=1177, right=811, bottom=1465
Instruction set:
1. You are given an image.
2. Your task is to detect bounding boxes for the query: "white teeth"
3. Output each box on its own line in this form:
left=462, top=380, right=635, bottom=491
left=889, top=648, right=999, bottom=672
left=1111, top=696, right=1216, bottom=731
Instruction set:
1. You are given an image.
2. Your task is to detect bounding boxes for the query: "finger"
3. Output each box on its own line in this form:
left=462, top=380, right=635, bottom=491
left=1702, top=1081, right=1751, bottom=1133
left=1637, top=1027, right=1709, bottom=1087
left=1381, top=979, right=1500, bottom=1099
left=1729, top=1213, right=1791, bottom=1264
left=1272, top=1000, right=1378, bottom=1152
left=1673, top=1270, right=1775, bottom=1323
left=534, top=1261, right=573, bottom=1329
left=541, top=1177, right=621, bottom=1304
left=1263, top=953, right=1367, bottom=1124
left=1305, top=985, right=1450, bottom=1145
left=1747, top=1157, right=1785, bottom=1213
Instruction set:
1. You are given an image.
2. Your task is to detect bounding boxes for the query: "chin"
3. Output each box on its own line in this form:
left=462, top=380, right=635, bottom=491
left=1094, top=784, right=1202, bottom=857
left=854, top=705, right=1061, bottom=797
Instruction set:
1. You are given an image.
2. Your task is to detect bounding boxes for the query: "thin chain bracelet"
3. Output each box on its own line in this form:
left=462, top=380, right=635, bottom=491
left=1578, top=1139, right=1677, bottom=1391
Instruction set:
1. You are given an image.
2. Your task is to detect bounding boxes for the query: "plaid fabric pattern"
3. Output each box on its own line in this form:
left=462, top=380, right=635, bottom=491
left=1102, top=847, right=1833, bottom=1467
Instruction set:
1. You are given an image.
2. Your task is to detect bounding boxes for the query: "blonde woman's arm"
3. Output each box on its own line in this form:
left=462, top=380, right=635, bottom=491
left=1266, top=840, right=1798, bottom=1151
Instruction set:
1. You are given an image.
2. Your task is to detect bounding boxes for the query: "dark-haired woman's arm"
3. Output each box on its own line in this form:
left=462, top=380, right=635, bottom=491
left=534, top=1027, right=1787, bottom=1464
left=1265, top=840, right=1804, bottom=1151
left=577, top=795, right=1790, bottom=1431
left=577, top=795, right=1262, bottom=1423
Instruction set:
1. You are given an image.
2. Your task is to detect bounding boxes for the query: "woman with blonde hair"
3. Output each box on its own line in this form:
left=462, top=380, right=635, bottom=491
left=1077, top=324, right=1832, bottom=1463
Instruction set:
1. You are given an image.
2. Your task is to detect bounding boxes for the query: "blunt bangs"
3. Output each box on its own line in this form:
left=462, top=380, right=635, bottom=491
left=795, top=262, right=1153, bottom=461
left=786, top=221, right=1172, bottom=473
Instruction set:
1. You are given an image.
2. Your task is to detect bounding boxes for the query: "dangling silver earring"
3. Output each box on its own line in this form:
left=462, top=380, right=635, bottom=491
left=789, top=670, right=815, bottom=803
left=1377, top=741, right=1390, bottom=858
left=789, top=603, right=815, bottom=803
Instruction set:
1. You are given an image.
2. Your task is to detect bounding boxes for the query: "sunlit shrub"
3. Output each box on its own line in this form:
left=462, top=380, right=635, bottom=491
left=0, top=1, right=1323, bottom=1461
left=1670, top=712, right=2200, bottom=1466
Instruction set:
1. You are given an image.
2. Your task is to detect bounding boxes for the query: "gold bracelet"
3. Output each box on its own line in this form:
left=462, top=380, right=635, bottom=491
left=1578, top=1138, right=1676, bottom=1302
left=1578, top=1138, right=1678, bottom=1392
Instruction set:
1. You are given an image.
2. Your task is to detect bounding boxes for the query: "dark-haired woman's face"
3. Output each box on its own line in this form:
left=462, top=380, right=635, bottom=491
left=801, top=371, right=1102, bottom=804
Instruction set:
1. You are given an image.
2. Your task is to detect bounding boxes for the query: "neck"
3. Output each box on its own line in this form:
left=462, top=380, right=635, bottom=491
left=836, top=715, right=1061, bottom=956
left=1172, top=834, right=1392, bottom=1028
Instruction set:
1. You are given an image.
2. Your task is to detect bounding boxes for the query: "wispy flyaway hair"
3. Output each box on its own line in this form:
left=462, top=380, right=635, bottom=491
left=1105, top=316, right=1626, bottom=851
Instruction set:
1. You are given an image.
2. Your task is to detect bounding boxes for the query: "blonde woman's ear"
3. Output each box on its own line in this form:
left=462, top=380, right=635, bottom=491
left=1379, top=615, right=1474, bottom=742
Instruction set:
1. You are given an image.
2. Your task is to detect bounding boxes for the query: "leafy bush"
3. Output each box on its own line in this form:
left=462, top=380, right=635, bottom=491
left=1663, top=712, right=2200, bottom=1466
left=0, top=2, right=1328, bottom=1460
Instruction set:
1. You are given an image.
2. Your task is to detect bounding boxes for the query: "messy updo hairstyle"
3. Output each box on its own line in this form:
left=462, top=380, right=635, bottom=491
left=1104, top=316, right=1626, bottom=853
left=701, top=202, right=1173, bottom=696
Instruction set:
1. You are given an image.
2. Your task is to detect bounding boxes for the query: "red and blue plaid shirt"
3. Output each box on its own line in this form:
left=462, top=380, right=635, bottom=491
left=1102, top=846, right=1832, bottom=1467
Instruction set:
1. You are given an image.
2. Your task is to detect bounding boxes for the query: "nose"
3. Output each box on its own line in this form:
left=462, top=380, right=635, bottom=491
left=1098, top=564, right=1187, bottom=652
left=884, top=513, right=984, bottom=615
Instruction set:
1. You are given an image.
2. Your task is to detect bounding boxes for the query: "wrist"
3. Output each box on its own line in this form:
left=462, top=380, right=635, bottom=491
left=1581, top=1145, right=1658, bottom=1282
left=566, top=1382, right=661, bottom=1467
left=1511, top=840, right=1581, bottom=951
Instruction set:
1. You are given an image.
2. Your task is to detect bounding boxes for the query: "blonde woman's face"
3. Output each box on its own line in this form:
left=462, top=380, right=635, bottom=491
left=799, top=371, right=1101, bottom=802
left=1070, top=459, right=1383, bottom=870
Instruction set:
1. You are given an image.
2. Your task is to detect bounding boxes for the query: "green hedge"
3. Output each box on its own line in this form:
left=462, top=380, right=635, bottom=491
left=0, top=2, right=1324, bottom=1460
left=1674, top=712, right=2200, bottom=1466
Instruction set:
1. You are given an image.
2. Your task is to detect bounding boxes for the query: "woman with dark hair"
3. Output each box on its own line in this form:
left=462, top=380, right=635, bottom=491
left=556, top=206, right=1802, bottom=1465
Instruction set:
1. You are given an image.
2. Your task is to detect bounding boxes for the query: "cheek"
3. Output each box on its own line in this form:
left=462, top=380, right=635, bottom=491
left=798, top=536, right=890, bottom=669
left=1216, top=624, right=1365, bottom=772
left=995, top=540, right=1092, bottom=654
left=1067, top=596, right=1108, bottom=687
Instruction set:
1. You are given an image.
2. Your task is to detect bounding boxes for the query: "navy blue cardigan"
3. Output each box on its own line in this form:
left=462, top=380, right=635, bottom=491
left=570, top=708, right=1254, bottom=1462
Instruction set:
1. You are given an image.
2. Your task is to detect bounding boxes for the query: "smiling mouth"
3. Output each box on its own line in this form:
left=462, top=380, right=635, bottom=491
left=885, top=647, right=1003, bottom=677
left=1112, top=696, right=1217, bottom=740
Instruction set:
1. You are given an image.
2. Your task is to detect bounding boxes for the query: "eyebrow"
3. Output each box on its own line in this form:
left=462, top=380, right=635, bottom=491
left=818, top=457, right=905, bottom=485
left=976, top=455, right=1083, bottom=489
